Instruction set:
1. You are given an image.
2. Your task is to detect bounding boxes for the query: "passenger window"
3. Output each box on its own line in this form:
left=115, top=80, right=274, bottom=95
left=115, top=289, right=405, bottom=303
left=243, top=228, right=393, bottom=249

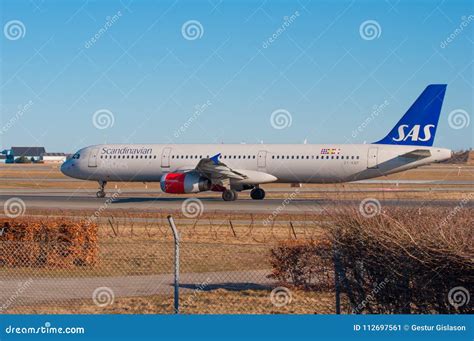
left=253, top=156, right=255, bottom=159
left=356, top=156, right=360, bottom=159
left=351, top=156, right=354, bottom=159
left=296, top=156, right=299, bottom=159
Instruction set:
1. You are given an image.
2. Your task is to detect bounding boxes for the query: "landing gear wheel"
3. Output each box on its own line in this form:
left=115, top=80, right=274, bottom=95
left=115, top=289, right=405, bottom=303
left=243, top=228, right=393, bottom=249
left=222, top=189, right=238, bottom=201
left=96, top=180, right=107, bottom=198
left=250, top=188, right=265, bottom=200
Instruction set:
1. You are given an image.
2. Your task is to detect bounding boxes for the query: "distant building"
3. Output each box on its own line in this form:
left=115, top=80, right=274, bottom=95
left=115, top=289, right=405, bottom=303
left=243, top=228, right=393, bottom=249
left=8, top=147, right=46, bottom=163
left=42, top=152, right=67, bottom=163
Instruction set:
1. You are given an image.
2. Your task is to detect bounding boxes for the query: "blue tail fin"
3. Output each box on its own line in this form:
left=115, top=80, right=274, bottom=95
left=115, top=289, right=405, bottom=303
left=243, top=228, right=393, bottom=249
left=375, top=84, right=447, bottom=146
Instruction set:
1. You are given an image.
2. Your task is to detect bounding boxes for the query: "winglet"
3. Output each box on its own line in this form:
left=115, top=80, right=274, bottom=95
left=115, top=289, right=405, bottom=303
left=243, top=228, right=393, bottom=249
left=210, top=153, right=221, bottom=165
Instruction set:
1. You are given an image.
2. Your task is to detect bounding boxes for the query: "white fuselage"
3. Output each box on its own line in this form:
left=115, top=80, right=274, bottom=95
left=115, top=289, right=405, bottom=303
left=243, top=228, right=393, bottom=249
left=61, top=143, right=452, bottom=185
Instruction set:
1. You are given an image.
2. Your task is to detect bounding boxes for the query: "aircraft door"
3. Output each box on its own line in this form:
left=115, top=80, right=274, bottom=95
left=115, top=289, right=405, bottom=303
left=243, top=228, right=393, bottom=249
left=257, top=150, right=267, bottom=168
left=88, top=148, right=99, bottom=167
left=367, top=147, right=378, bottom=169
left=161, top=147, right=172, bottom=168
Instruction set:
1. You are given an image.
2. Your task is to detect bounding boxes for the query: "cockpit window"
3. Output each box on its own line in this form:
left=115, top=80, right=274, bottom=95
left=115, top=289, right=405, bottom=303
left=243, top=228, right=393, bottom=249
left=72, top=153, right=80, bottom=159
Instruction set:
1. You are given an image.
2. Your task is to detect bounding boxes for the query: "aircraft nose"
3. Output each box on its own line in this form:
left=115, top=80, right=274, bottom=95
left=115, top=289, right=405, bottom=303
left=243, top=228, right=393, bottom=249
left=60, top=161, right=71, bottom=176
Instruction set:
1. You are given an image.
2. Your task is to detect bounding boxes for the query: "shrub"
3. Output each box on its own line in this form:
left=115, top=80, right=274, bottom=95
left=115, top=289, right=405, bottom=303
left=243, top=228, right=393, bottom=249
left=269, top=208, right=473, bottom=314
left=268, top=237, right=333, bottom=290
left=331, top=207, right=473, bottom=314
left=0, top=217, right=98, bottom=268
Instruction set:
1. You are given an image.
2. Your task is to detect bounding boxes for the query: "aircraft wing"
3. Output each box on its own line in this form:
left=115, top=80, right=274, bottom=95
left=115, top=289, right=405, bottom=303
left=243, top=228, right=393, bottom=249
left=400, top=149, right=431, bottom=159
left=195, top=153, right=248, bottom=182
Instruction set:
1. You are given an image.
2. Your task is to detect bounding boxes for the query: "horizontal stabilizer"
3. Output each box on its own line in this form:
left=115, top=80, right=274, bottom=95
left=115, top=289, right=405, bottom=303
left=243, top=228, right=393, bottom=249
left=400, top=149, right=431, bottom=159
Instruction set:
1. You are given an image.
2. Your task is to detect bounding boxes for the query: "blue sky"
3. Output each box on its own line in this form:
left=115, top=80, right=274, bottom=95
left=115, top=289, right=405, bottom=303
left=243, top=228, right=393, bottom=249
left=0, top=0, right=472, bottom=152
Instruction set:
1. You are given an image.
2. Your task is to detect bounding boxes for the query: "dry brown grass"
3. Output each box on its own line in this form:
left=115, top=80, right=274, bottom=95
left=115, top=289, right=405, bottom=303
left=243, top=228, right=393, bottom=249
left=9, top=289, right=336, bottom=314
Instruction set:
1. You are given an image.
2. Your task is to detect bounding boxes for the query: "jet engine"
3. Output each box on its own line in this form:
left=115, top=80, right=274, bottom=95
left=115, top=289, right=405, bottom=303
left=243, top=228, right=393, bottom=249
left=160, top=172, right=211, bottom=194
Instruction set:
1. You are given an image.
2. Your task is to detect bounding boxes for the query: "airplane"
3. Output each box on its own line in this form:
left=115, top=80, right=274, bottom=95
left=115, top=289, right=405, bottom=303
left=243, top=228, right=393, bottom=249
left=61, top=84, right=452, bottom=201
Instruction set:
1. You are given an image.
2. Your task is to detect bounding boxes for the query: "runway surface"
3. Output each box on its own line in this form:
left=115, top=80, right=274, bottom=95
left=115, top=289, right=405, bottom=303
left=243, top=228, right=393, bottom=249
left=0, top=192, right=471, bottom=214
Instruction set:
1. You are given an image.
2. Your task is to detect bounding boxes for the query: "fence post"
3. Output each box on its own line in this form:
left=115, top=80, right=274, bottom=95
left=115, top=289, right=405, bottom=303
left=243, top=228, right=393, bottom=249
left=167, top=215, right=180, bottom=314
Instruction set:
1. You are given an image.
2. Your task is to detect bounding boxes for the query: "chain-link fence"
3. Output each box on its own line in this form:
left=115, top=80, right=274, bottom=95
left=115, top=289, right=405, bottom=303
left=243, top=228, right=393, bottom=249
left=0, top=238, right=340, bottom=314
left=1, top=207, right=471, bottom=314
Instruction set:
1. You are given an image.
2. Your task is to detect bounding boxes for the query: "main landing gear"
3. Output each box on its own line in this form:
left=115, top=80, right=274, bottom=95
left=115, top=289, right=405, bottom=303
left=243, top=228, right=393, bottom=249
left=222, top=189, right=238, bottom=201
left=96, top=180, right=107, bottom=198
left=221, top=187, right=266, bottom=201
left=250, top=187, right=265, bottom=200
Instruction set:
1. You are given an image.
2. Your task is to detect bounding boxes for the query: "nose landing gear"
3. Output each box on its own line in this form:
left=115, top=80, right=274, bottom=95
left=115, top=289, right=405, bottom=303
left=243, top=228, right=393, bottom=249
left=96, top=180, right=107, bottom=198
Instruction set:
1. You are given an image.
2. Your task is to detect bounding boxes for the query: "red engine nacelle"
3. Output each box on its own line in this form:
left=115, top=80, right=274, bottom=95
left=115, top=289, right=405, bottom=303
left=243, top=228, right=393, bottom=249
left=160, top=172, right=211, bottom=194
